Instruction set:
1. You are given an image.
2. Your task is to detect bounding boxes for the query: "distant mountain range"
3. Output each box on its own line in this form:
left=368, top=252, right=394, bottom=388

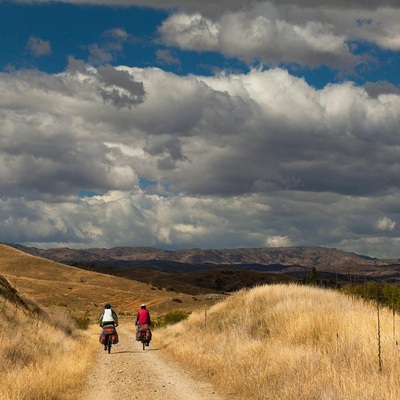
left=5, top=244, right=400, bottom=290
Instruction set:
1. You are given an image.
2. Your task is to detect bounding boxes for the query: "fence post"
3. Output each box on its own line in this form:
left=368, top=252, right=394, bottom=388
left=377, top=285, right=382, bottom=373
left=393, top=303, right=396, bottom=343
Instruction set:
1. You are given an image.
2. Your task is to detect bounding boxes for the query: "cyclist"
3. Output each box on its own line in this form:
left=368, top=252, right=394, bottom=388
left=98, top=303, right=119, bottom=350
left=135, top=303, right=151, bottom=326
left=99, top=303, right=119, bottom=327
left=135, top=304, right=152, bottom=345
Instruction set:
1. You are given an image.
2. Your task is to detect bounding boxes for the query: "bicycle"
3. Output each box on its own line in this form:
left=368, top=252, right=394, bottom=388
left=100, top=324, right=118, bottom=354
left=136, top=324, right=152, bottom=350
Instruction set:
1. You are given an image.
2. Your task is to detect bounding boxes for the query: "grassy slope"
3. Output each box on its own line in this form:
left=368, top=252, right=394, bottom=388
left=0, top=278, right=97, bottom=400
left=0, top=244, right=224, bottom=321
left=157, top=284, right=400, bottom=400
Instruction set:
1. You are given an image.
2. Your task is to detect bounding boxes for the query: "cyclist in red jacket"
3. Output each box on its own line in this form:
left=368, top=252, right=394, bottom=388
left=136, top=303, right=151, bottom=325
left=135, top=304, right=152, bottom=345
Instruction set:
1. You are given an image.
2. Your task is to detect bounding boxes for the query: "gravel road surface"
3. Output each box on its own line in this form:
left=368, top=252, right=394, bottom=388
left=82, top=325, right=227, bottom=400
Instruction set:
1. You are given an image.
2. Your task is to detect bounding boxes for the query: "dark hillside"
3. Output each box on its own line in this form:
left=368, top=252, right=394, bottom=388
left=71, top=263, right=299, bottom=294
left=5, top=243, right=400, bottom=289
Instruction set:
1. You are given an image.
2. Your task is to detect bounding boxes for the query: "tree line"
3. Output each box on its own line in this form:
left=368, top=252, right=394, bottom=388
left=342, top=281, right=400, bottom=312
left=304, top=267, right=400, bottom=312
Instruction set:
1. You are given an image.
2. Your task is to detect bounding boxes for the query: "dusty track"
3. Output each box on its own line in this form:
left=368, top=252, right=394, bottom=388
left=82, top=325, right=227, bottom=400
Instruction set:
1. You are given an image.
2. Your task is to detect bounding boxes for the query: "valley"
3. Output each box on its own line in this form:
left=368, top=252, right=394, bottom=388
left=6, top=243, right=400, bottom=292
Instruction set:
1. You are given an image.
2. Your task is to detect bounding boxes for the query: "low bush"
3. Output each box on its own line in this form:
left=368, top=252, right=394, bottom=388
left=153, top=310, right=189, bottom=328
left=72, top=310, right=91, bottom=330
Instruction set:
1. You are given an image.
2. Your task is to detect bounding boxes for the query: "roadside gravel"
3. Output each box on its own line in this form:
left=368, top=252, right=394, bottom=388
left=81, top=325, right=227, bottom=400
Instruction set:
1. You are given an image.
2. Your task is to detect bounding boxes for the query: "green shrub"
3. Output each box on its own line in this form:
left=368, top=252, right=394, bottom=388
left=72, top=310, right=90, bottom=330
left=305, top=266, right=318, bottom=285
left=153, top=310, right=189, bottom=328
left=342, top=282, right=400, bottom=312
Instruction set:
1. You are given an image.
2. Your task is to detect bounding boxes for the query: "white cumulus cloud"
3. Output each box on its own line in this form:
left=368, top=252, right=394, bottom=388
left=376, top=217, right=396, bottom=231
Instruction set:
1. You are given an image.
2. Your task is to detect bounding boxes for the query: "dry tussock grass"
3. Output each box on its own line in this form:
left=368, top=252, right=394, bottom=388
left=157, top=284, right=400, bottom=400
left=0, top=301, right=97, bottom=400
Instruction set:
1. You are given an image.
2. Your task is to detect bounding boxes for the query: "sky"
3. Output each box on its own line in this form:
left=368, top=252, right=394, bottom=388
left=1, top=0, right=400, bottom=258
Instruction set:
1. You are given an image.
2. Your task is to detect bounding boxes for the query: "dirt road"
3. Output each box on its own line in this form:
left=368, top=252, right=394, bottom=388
left=81, top=325, right=227, bottom=400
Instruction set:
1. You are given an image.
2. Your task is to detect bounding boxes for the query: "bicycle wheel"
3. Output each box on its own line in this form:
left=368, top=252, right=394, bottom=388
left=107, top=335, right=112, bottom=354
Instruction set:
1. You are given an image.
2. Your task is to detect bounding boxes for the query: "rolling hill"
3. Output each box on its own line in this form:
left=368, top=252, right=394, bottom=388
left=6, top=243, right=400, bottom=289
left=0, top=244, right=225, bottom=321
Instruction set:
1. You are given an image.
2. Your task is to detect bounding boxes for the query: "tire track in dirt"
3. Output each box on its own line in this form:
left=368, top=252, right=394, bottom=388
left=82, top=325, right=227, bottom=400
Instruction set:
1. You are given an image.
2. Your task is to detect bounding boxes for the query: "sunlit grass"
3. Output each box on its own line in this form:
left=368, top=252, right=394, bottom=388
left=0, top=301, right=97, bottom=400
left=156, top=284, right=400, bottom=400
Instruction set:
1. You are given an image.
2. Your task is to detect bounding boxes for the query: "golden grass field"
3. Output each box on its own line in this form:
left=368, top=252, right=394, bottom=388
left=157, top=284, right=400, bottom=400
left=0, top=297, right=98, bottom=400
left=2, top=243, right=400, bottom=399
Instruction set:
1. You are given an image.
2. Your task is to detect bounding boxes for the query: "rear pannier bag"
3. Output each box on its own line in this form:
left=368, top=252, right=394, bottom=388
left=145, top=330, right=152, bottom=341
left=99, top=324, right=118, bottom=344
left=137, top=324, right=152, bottom=342
left=111, top=334, right=119, bottom=344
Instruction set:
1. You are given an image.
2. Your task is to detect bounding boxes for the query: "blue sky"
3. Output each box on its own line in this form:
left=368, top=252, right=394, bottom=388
left=1, top=0, right=400, bottom=258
